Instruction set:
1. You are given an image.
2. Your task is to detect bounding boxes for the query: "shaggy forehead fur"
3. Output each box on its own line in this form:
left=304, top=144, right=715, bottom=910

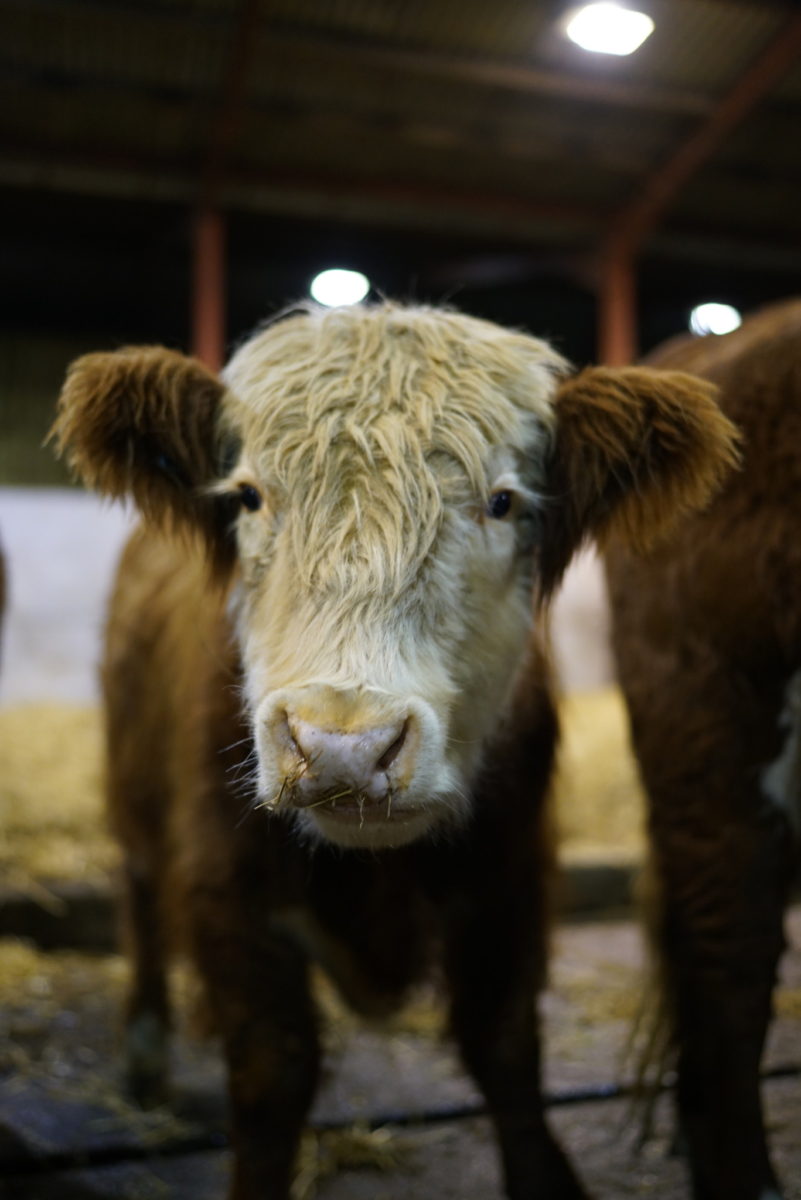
left=223, top=303, right=568, bottom=597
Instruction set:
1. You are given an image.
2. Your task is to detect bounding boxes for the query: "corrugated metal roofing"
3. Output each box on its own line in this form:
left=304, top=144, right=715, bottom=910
left=3, top=0, right=801, bottom=260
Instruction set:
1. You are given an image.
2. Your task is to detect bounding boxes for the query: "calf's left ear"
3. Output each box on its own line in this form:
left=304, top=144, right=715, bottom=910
left=537, top=365, right=741, bottom=597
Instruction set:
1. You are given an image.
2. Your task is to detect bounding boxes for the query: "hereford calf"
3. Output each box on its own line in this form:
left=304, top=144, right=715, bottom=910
left=54, top=303, right=737, bottom=1200
left=605, top=298, right=801, bottom=1200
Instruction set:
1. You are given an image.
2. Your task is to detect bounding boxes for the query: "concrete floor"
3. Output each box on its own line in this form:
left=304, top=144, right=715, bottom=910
left=0, top=912, right=800, bottom=1199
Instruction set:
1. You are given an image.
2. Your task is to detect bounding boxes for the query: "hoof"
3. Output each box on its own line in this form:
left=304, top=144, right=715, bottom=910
left=125, top=1011, right=169, bottom=1108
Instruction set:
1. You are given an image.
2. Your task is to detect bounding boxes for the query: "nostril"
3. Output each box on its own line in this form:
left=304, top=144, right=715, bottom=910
left=375, top=720, right=409, bottom=772
left=276, top=710, right=307, bottom=765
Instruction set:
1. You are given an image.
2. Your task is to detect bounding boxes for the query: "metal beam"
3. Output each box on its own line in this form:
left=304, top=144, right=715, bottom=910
left=598, top=248, right=637, bottom=371
left=261, top=26, right=713, bottom=117
left=201, top=0, right=263, bottom=206
left=191, top=207, right=226, bottom=370
left=598, top=11, right=801, bottom=365
left=0, top=138, right=597, bottom=230
left=6, top=137, right=801, bottom=275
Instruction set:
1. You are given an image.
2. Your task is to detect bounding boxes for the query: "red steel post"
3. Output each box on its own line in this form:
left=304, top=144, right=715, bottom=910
left=191, top=206, right=226, bottom=372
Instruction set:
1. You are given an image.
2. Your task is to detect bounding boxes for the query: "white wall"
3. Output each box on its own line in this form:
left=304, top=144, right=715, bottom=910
left=0, top=489, right=134, bottom=705
left=549, top=547, right=615, bottom=693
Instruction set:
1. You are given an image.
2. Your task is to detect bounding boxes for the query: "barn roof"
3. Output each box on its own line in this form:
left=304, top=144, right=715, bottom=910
left=4, top=0, right=800, bottom=262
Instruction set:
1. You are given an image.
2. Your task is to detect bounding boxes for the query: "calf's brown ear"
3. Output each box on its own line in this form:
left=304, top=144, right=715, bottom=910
left=537, top=365, right=741, bottom=598
left=51, top=346, right=237, bottom=568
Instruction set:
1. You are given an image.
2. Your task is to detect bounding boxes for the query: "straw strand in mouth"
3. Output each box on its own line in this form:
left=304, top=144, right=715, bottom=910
left=305, top=787, right=356, bottom=810
left=255, top=760, right=309, bottom=813
left=257, top=780, right=401, bottom=822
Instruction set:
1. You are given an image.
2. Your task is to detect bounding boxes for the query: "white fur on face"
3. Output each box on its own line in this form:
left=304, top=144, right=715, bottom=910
left=220, top=303, right=567, bottom=847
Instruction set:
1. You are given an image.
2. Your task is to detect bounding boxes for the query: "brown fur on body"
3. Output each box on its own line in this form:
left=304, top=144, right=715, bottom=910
left=54, top=302, right=739, bottom=1200
left=605, top=298, right=801, bottom=1200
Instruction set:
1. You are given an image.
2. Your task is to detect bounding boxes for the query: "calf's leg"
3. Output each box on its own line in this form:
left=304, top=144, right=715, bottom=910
left=192, top=902, right=320, bottom=1200
left=104, top=621, right=176, bottom=1108
left=121, top=858, right=171, bottom=1106
left=443, top=886, right=587, bottom=1199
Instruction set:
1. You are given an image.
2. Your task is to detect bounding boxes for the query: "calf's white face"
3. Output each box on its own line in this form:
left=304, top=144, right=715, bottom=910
left=54, top=301, right=737, bottom=852
left=220, top=306, right=565, bottom=848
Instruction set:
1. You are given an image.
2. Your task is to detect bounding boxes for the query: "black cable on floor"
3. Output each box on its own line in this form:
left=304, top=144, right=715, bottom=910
left=2, top=1062, right=799, bottom=1178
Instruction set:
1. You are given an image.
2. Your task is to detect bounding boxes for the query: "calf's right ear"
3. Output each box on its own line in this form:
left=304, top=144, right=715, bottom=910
left=52, top=346, right=237, bottom=564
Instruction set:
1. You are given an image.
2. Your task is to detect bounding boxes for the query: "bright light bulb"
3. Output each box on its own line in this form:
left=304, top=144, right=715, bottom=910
left=689, top=302, right=742, bottom=337
left=564, top=3, right=654, bottom=56
left=310, top=268, right=370, bottom=307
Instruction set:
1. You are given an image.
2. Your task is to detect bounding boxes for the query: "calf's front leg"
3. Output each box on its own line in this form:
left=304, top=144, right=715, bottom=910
left=193, top=907, right=320, bottom=1200
left=443, top=886, right=588, bottom=1199
left=121, top=858, right=171, bottom=1107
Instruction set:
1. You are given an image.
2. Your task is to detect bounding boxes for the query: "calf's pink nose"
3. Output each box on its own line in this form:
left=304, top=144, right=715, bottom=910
left=289, top=718, right=408, bottom=802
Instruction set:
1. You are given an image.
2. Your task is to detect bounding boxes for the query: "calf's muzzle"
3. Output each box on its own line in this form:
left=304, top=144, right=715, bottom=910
left=261, top=684, right=419, bottom=816
left=256, top=681, right=458, bottom=846
left=288, top=716, right=410, bottom=805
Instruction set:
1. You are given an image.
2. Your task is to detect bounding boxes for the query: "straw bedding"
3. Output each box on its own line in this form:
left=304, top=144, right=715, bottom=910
left=0, top=688, right=646, bottom=895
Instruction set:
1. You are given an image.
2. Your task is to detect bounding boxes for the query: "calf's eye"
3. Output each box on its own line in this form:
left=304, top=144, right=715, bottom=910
left=486, top=490, right=513, bottom=520
left=238, top=483, right=263, bottom=513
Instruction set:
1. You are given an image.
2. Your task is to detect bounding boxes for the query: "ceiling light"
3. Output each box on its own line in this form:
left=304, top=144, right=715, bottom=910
left=564, top=3, right=654, bottom=56
left=310, top=268, right=370, bottom=307
left=689, top=302, right=742, bottom=337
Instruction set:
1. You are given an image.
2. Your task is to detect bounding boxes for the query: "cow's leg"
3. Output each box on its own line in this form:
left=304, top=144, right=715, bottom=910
left=621, top=649, right=798, bottom=1200
left=442, top=889, right=587, bottom=1199
left=105, top=646, right=174, bottom=1108
left=120, top=857, right=171, bottom=1106
left=650, top=803, right=792, bottom=1200
left=192, top=903, right=320, bottom=1200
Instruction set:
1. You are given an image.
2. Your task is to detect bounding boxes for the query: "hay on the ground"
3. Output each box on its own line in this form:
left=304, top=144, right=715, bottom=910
left=0, top=703, right=116, bottom=891
left=0, top=687, right=646, bottom=895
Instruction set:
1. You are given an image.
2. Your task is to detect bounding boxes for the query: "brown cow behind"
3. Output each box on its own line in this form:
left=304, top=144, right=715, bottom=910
left=606, top=298, right=801, bottom=1200
left=53, top=302, right=738, bottom=1200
